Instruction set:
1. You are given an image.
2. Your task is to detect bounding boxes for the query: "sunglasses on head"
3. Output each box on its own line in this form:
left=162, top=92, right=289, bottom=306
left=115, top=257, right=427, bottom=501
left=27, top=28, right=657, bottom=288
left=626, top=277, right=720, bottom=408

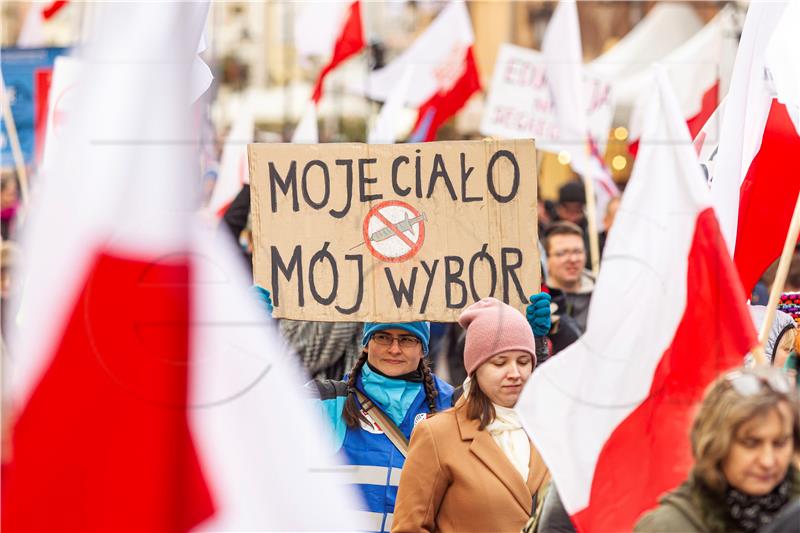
left=725, top=369, right=792, bottom=397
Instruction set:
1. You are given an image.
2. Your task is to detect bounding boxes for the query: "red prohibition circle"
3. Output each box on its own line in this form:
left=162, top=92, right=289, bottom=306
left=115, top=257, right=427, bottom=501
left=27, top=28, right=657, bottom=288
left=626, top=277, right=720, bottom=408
left=362, top=200, right=425, bottom=263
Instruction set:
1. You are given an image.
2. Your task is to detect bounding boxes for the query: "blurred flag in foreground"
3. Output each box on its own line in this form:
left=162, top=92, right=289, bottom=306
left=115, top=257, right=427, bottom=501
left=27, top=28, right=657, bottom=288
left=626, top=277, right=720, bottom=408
left=2, top=3, right=361, bottom=531
left=517, top=70, right=756, bottom=532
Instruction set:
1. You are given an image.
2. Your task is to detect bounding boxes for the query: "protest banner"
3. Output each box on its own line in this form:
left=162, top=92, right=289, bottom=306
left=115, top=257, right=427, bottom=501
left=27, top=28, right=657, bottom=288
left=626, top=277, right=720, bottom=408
left=480, top=43, right=613, bottom=153
left=249, top=139, right=539, bottom=322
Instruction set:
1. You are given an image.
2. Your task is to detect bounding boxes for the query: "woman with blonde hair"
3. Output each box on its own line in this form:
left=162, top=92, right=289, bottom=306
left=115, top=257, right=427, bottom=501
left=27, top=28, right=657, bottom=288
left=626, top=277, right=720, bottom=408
left=635, top=367, right=800, bottom=532
left=391, top=297, right=550, bottom=533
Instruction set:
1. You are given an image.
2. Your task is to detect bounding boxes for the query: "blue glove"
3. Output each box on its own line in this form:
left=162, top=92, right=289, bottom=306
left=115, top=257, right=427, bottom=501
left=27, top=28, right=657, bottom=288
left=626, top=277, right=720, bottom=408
left=526, top=292, right=551, bottom=337
left=252, top=285, right=274, bottom=316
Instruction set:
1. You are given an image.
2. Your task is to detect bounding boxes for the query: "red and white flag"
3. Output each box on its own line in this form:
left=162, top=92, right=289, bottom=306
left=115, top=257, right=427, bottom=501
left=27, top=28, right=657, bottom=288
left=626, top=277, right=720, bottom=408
left=627, top=6, right=737, bottom=155
left=295, top=0, right=365, bottom=104
left=541, top=0, right=619, bottom=231
left=709, top=2, right=800, bottom=296
left=516, top=70, right=757, bottom=532
left=363, top=0, right=480, bottom=142
left=2, top=4, right=361, bottom=531
left=16, top=1, right=70, bottom=47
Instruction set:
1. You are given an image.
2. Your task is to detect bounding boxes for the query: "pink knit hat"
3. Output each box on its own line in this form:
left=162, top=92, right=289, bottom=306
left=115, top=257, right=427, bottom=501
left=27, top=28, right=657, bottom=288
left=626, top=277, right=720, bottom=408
left=458, top=297, right=537, bottom=376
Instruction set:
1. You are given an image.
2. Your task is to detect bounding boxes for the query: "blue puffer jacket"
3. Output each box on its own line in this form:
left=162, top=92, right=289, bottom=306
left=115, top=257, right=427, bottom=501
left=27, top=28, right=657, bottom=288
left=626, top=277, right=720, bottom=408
left=311, top=365, right=454, bottom=533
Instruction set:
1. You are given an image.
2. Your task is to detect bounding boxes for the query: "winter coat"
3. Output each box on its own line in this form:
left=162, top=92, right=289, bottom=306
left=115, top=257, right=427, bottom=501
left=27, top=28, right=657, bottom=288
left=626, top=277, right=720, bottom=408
left=311, top=369, right=454, bottom=533
left=634, top=469, right=800, bottom=533
left=391, top=400, right=550, bottom=533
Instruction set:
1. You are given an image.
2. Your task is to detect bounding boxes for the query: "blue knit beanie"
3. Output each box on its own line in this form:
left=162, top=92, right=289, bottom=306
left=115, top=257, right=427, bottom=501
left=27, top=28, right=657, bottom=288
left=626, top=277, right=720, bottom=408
left=362, top=322, right=431, bottom=355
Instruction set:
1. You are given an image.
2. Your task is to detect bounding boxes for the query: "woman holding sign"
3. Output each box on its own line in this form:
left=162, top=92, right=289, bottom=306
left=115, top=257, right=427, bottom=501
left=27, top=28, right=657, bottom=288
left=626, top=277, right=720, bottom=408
left=391, top=297, right=550, bottom=533
left=310, top=321, right=454, bottom=533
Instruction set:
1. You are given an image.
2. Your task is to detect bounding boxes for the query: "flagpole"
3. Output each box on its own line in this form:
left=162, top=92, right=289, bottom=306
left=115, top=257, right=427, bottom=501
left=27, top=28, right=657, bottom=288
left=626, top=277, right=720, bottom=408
left=0, top=72, right=30, bottom=207
left=584, top=140, right=600, bottom=276
left=756, top=188, right=800, bottom=364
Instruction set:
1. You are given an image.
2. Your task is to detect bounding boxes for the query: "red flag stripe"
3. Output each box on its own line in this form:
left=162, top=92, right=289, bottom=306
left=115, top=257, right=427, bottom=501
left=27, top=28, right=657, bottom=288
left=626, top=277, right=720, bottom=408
left=42, top=1, right=69, bottom=20
left=410, top=47, right=481, bottom=142
left=2, top=252, right=215, bottom=532
left=733, top=100, right=800, bottom=296
left=571, top=208, right=756, bottom=532
left=311, top=0, right=365, bottom=103
left=629, top=82, right=719, bottom=157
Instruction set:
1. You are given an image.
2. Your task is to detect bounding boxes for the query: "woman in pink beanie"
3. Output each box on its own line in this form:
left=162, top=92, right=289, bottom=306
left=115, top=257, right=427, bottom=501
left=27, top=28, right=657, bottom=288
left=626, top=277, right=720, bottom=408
left=392, top=297, right=550, bottom=533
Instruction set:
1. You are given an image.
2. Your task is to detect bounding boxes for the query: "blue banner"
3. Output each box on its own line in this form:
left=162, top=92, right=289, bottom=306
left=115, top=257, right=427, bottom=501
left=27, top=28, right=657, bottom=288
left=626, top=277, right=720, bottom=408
left=1, top=47, right=69, bottom=168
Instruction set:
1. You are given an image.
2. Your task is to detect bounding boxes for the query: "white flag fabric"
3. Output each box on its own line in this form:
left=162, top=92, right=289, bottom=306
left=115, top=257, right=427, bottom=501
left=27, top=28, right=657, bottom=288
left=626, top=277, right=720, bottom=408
left=542, top=0, right=587, bottom=149
left=206, top=93, right=254, bottom=218
left=368, top=65, right=415, bottom=144
left=765, top=1, right=800, bottom=134
left=516, top=69, right=756, bottom=532
left=709, top=3, right=788, bottom=255
left=292, top=101, right=319, bottom=143
left=360, top=1, right=475, bottom=107
left=294, top=1, right=353, bottom=58
left=4, top=3, right=362, bottom=531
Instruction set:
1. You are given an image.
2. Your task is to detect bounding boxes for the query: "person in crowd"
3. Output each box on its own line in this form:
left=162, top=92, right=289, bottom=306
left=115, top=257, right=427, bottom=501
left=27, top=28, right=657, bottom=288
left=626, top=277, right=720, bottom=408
left=1, top=172, right=20, bottom=241
left=635, top=367, right=800, bottom=532
left=748, top=306, right=797, bottom=369
left=598, top=195, right=621, bottom=257
left=549, top=180, right=598, bottom=269
left=1, top=240, right=22, bottom=340
left=391, top=298, right=550, bottom=533
left=253, top=286, right=363, bottom=380
left=311, top=320, right=454, bottom=533
left=544, top=221, right=594, bottom=332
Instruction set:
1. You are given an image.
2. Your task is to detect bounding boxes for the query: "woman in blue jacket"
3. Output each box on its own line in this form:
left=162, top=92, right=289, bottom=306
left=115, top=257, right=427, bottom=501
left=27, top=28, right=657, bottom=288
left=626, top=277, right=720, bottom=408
left=255, top=287, right=551, bottom=533
left=311, top=321, right=453, bottom=533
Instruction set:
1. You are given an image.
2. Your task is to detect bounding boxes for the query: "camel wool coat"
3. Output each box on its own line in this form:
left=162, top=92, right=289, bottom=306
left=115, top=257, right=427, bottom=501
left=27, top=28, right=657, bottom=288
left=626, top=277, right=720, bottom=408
left=391, top=401, right=550, bottom=533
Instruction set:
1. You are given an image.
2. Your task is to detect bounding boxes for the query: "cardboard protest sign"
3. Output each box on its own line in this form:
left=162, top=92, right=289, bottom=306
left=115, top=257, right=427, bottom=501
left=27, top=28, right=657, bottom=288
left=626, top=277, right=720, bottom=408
left=249, top=139, right=539, bottom=322
left=481, top=43, right=613, bottom=153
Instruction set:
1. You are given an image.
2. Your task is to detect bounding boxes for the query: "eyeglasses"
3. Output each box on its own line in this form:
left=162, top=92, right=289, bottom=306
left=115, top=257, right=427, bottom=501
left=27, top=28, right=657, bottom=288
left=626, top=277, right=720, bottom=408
left=551, top=248, right=585, bottom=260
left=725, top=369, right=792, bottom=397
left=371, top=332, right=421, bottom=349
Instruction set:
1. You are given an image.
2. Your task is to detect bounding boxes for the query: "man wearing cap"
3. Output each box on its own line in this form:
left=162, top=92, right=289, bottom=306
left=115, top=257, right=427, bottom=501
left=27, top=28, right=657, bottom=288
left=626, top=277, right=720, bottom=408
left=551, top=180, right=594, bottom=269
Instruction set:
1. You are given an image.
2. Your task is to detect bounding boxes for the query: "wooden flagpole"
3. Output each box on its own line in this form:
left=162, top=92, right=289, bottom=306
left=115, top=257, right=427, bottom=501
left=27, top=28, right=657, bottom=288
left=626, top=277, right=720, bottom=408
left=755, top=189, right=800, bottom=365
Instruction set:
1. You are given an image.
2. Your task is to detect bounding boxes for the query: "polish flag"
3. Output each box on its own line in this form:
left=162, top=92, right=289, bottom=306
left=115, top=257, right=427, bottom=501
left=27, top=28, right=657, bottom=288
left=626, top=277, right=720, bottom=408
left=295, top=1, right=366, bottom=104
left=541, top=0, right=619, bottom=232
left=206, top=94, right=254, bottom=218
left=16, top=1, right=69, bottom=47
left=516, top=70, right=757, bottom=533
left=627, top=6, right=737, bottom=155
left=2, top=4, right=361, bottom=531
left=709, top=2, right=800, bottom=296
left=363, top=0, right=480, bottom=142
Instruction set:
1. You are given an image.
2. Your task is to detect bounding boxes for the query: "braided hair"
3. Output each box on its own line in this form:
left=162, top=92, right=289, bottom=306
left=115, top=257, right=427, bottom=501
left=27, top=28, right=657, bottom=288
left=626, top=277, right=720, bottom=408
left=342, top=350, right=439, bottom=429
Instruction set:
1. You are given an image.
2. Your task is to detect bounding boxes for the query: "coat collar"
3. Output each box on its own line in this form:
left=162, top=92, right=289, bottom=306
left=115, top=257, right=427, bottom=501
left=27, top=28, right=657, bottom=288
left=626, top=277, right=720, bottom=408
left=454, top=401, right=540, bottom=515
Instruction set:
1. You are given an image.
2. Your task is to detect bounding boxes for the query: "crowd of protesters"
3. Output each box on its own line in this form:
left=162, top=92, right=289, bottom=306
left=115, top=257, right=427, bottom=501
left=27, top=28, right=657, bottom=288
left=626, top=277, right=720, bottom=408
left=3, top=155, right=799, bottom=532
left=223, top=171, right=800, bottom=533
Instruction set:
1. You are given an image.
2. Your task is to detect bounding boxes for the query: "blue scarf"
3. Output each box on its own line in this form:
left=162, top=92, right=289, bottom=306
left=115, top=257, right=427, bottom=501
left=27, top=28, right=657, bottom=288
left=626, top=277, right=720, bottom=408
left=361, top=364, right=423, bottom=426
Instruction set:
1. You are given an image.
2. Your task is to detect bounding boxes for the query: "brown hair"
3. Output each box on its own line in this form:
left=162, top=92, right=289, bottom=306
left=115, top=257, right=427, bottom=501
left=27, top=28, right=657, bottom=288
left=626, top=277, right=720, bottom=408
left=543, top=221, right=584, bottom=255
left=342, top=350, right=439, bottom=429
left=465, top=378, right=496, bottom=430
left=690, top=368, right=800, bottom=493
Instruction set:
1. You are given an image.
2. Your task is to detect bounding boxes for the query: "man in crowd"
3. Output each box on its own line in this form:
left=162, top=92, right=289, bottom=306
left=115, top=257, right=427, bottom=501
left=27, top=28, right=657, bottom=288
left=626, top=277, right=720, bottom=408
left=544, top=221, right=594, bottom=332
